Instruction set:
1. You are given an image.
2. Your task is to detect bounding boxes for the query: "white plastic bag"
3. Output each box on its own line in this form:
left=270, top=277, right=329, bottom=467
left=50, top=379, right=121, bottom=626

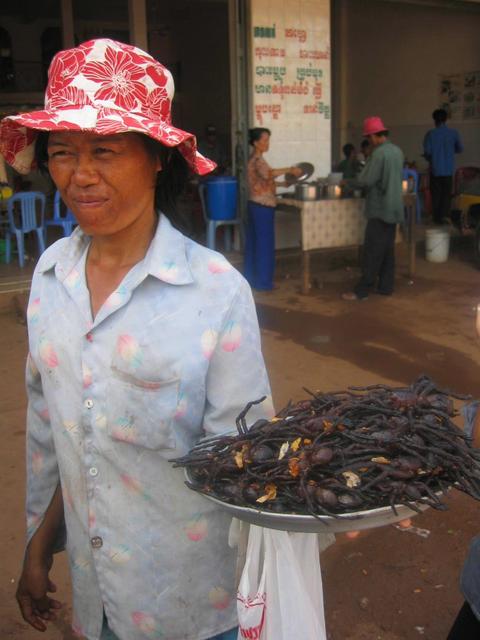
left=237, top=526, right=327, bottom=640
left=237, top=525, right=267, bottom=639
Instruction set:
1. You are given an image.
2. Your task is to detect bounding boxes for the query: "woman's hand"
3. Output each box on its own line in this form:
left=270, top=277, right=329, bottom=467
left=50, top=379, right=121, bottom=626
left=16, top=552, right=62, bottom=632
left=289, top=167, right=303, bottom=177
left=271, top=166, right=303, bottom=179
left=16, top=486, right=64, bottom=631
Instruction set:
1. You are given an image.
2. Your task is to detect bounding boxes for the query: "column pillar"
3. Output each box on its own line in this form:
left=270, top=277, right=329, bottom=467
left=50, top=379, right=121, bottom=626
left=331, top=0, right=349, bottom=159
left=128, top=0, right=148, bottom=51
left=60, top=0, right=75, bottom=49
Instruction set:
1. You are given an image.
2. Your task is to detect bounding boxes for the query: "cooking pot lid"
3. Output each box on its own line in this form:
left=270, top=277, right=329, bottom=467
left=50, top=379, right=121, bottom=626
left=285, top=162, right=314, bottom=186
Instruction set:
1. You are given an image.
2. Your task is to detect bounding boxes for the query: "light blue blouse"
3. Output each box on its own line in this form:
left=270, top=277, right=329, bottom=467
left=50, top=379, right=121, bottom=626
left=25, top=214, right=274, bottom=640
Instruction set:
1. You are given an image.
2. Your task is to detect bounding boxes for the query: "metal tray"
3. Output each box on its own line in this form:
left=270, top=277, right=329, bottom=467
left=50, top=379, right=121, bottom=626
left=284, top=162, right=315, bottom=186
left=184, top=470, right=431, bottom=533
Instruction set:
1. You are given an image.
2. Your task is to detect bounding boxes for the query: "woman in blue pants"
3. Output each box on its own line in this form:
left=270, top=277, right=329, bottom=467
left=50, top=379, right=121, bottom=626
left=244, top=128, right=300, bottom=290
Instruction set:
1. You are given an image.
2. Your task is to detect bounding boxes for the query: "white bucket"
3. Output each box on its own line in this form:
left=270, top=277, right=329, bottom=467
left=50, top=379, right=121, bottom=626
left=425, top=228, right=450, bottom=263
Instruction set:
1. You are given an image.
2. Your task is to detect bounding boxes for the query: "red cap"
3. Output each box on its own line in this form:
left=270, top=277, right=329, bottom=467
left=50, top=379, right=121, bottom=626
left=363, top=116, right=388, bottom=136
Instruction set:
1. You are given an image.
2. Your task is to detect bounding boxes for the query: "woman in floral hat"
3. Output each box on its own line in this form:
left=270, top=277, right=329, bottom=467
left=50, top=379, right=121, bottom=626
left=1, top=39, right=273, bottom=640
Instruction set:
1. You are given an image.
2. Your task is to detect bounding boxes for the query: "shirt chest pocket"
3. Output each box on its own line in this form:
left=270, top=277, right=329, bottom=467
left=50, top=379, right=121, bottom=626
left=106, top=350, right=180, bottom=452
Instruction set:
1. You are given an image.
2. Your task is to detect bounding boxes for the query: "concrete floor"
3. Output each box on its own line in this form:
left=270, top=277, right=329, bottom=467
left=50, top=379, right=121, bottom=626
left=1, top=235, right=480, bottom=639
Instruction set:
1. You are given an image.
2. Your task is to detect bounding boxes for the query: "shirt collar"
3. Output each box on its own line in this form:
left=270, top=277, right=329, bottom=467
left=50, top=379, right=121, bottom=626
left=143, top=214, right=195, bottom=285
left=37, top=225, right=88, bottom=279
left=37, top=213, right=195, bottom=286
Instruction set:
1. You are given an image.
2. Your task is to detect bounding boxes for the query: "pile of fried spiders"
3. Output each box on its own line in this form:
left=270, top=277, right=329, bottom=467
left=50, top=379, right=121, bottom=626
left=173, top=376, right=480, bottom=519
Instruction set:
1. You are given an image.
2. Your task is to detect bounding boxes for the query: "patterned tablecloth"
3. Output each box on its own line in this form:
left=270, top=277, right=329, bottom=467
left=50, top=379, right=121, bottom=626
left=279, top=197, right=367, bottom=251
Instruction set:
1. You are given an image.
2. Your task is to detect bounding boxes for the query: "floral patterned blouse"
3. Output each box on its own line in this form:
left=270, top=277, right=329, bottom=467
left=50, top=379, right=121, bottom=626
left=247, top=154, right=277, bottom=208
left=25, top=215, right=274, bottom=640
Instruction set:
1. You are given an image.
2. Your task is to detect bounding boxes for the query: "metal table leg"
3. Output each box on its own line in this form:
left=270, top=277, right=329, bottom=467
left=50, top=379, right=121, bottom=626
left=302, top=250, right=311, bottom=294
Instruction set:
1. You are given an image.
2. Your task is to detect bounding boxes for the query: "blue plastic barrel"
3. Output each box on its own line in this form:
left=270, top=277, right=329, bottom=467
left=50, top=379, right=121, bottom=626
left=205, top=177, right=238, bottom=220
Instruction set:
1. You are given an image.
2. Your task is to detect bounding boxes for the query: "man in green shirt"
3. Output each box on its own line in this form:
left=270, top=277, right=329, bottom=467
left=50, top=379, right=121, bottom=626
left=343, top=116, right=404, bottom=300
left=336, top=143, right=362, bottom=179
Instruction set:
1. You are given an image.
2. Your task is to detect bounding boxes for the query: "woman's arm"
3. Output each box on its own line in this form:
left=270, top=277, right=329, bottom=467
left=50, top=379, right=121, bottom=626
left=17, top=485, right=64, bottom=631
left=270, top=166, right=301, bottom=179
left=16, top=350, right=65, bottom=631
left=203, top=276, right=274, bottom=436
left=252, top=157, right=301, bottom=183
left=25, top=484, right=64, bottom=560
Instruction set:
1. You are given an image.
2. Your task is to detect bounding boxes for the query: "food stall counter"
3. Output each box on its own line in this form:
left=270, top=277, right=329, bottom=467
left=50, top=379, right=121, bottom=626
left=277, top=195, right=417, bottom=294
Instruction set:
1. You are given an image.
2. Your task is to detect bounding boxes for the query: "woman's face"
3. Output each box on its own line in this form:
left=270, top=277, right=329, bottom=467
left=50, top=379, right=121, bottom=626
left=47, top=131, right=161, bottom=237
left=254, top=132, right=270, bottom=153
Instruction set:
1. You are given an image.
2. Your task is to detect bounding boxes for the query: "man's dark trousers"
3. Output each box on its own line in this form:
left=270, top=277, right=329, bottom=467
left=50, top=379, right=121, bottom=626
left=354, top=218, right=396, bottom=299
left=447, top=601, right=480, bottom=640
left=430, top=175, right=452, bottom=224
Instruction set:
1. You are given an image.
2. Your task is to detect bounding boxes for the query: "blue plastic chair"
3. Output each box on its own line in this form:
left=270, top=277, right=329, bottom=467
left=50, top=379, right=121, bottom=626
left=6, top=192, right=46, bottom=267
left=403, top=168, right=421, bottom=222
left=46, top=190, right=77, bottom=238
left=198, top=182, right=242, bottom=251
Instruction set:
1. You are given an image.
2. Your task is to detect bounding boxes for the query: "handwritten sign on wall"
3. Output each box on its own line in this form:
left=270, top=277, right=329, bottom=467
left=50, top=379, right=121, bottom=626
left=250, top=0, right=331, bottom=176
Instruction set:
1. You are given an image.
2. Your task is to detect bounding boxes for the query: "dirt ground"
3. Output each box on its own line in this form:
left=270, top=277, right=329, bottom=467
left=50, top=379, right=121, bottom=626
left=1, top=236, right=480, bottom=640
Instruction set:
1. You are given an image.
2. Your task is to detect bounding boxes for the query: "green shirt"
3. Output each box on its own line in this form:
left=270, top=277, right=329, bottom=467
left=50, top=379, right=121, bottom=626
left=337, top=157, right=362, bottom=179
left=355, top=140, right=404, bottom=224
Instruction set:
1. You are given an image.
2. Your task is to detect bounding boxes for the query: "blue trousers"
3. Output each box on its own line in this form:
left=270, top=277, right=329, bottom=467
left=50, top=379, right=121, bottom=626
left=244, top=201, right=275, bottom=290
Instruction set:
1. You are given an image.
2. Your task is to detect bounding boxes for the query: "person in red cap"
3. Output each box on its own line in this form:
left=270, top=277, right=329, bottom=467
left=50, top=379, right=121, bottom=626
left=0, top=39, right=274, bottom=640
left=342, top=116, right=404, bottom=301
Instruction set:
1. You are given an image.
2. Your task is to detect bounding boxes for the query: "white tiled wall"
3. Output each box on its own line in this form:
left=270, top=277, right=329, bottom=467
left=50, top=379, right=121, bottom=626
left=250, top=0, right=331, bottom=179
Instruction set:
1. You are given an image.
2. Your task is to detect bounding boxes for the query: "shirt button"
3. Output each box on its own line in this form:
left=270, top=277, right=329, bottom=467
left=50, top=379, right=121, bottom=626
left=86, top=332, right=93, bottom=342
left=91, top=536, right=103, bottom=549
left=89, top=467, right=98, bottom=477
left=85, top=399, right=94, bottom=409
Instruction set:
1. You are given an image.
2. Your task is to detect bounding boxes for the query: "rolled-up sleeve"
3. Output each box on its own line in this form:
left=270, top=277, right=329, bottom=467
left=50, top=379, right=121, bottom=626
left=203, top=277, right=274, bottom=436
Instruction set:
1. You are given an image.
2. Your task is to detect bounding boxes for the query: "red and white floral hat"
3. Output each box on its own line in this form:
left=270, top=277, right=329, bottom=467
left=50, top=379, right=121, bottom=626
left=0, top=38, right=215, bottom=175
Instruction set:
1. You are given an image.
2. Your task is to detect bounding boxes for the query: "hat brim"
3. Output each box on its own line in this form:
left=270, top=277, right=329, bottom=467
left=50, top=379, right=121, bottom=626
left=0, top=107, right=216, bottom=176
left=363, top=127, right=389, bottom=137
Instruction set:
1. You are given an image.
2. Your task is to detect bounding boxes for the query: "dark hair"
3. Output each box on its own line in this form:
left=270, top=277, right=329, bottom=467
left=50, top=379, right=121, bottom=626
left=34, top=131, right=191, bottom=231
left=140, top=135, right=190, bottom=224
left=342, top=143, right=355, bottom=157
left=361, top=139, right=370, bottom=150
left=248, top=127, right=271, bottom=145
left=432, top=108, right=447, bottom=124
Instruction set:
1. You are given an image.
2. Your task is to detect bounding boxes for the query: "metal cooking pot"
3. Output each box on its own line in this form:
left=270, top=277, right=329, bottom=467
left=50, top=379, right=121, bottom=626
left=295, top=182, right=318, bottom=201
